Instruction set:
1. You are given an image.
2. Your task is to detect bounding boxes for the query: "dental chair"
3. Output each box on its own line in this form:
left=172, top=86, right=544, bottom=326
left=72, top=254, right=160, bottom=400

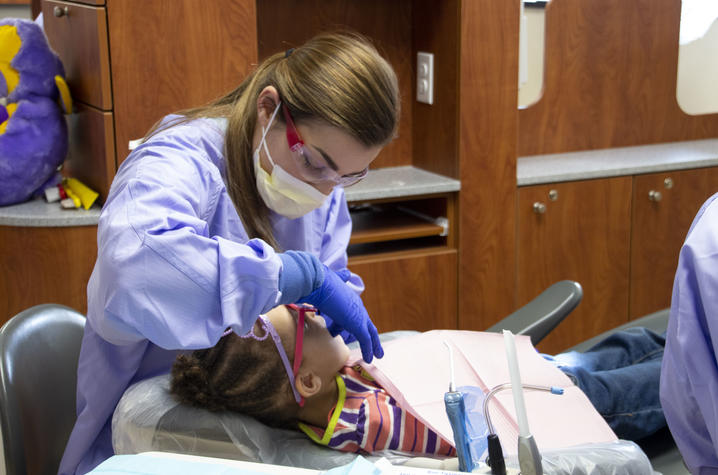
left=111, top=281, right=677, bottom=473
left=0, top=304, right=86, bottom=475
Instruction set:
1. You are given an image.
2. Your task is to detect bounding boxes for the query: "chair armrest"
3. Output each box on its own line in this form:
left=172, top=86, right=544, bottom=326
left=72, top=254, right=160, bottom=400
left=486, top=280, right=583, bottom=346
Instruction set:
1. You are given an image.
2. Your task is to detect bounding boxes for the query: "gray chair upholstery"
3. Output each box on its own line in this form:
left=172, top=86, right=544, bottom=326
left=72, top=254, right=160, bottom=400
left=487, top=280, right=583, bottom=345
left=0, top=304, right=86, bottom=475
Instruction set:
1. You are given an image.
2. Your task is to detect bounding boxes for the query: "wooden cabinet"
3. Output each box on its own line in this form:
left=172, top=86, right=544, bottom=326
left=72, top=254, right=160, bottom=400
left=517, top=178, right=632, bottom=353
left=42, top=0, right=258, bottom=199
left=349, top=247, right=457, bottom=332
left=518, top=166, right=718, bottom=353
left=630, top=167, right=718, bottom=318
left=0, top=225, right=97, bottom=322
left=37, top=0, right=463, bottom=333
left=345, top=191, right=458, bottom=332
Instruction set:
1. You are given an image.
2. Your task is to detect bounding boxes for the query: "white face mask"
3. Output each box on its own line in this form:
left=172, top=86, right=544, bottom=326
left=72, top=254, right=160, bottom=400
left=254, top=103, right=330, bottom=219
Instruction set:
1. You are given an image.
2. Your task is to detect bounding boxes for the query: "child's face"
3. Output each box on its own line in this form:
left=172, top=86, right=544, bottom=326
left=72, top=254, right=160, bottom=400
left=266, top=305, right=351, bottom=378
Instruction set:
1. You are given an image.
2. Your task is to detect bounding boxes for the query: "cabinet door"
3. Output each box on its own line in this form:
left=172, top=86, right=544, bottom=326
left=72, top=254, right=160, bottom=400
left=630, top=167, right=718, bottom=318
left=43, top=0, right=112, bottom=110
left=1, top=226, right=97, bottom=322
left=349, top=249, right=457, bottom=333
left=517, top=178, right=632, bottom=353
left=64, top=102, right=116, bottom=200
left=106, top=0, right=258, bottom=165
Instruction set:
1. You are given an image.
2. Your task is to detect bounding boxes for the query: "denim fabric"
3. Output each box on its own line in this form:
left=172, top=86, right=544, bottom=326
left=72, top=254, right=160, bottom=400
left=544, top=327, right=666, bottom=441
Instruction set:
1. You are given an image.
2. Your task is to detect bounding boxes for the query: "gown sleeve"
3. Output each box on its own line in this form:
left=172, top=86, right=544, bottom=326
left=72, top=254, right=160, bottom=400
left=661, top=193, right=718, bottom=471
left=318, top=186, right=365, bottom=295
left=88, top=137, right=283, bottom=350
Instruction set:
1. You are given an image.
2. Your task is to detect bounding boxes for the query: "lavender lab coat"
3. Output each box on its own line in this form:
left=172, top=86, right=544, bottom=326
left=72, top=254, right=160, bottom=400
left=58, top=116, right=363, bottom=474
left=661, top=192, right=718, bottom=474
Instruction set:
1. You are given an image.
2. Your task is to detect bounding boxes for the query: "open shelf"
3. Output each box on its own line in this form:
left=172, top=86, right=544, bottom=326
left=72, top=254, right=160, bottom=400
left=349, top=205, right=445, bottom=245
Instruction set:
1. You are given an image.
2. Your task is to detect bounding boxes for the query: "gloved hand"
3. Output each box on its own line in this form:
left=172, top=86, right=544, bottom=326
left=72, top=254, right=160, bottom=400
left=300, top=267, right=383, bottom=363
left=318, top=312, right=357, bottom=344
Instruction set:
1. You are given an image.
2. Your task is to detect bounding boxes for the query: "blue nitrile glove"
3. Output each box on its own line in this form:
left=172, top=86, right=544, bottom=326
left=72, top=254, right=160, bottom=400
left=278, top=251, right=383, bottom=363
left=320, top=311, right=358, bottom=345
left=300, top=267, right=383, bottom=363
left=316, top=269, right=358, bottom=345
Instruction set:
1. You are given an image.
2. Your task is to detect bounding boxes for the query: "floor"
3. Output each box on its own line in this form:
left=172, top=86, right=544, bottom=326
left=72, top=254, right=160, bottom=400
left=641, top=428, right=691, bottom=475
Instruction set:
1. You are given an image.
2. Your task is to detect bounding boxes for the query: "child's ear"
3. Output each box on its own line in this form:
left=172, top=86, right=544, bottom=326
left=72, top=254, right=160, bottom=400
left=295, top=370, right=322, bottom=398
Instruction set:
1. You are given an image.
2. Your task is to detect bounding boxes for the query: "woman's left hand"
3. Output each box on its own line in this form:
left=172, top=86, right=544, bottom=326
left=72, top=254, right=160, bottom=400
left=300, top=266, right=384, bottom=363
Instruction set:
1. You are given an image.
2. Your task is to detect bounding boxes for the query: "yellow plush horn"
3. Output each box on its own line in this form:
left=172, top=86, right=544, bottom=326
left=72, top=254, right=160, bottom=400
left=54, top=75, right=72, bottom=114
left=0, top=25, right=21, bottom=96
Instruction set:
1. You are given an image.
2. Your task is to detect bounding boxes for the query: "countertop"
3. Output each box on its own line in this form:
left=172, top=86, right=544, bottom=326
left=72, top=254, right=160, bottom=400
left=6, top=139, right=716, bottom=227
left=344, top=166, right=461, bottom=202
left=0, top=166, right=461, bottom=227
left=0, top=198, right=101, bottom=227
left=518, top=138, right=718, bottom=186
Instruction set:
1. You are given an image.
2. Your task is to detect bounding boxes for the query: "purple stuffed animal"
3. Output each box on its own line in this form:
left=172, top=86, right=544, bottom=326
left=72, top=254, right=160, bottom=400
left=0, top=18, right=72, bottom=206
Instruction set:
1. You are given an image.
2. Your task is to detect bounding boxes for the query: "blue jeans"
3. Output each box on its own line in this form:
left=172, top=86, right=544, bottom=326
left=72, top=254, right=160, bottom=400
left=544, top=327, right=666, bottom=441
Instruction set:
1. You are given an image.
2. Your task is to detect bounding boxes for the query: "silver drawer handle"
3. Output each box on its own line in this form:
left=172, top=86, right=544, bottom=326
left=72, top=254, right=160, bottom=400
left=54, top=6, right=69, bottom=17
left=533, top=202, right=546, bottom=214
left=648, top=190, right=662, bottom=202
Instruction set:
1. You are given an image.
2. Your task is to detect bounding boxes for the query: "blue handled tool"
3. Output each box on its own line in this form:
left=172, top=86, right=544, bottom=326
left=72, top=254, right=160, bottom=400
left=444, top=342, right=474, bottom=472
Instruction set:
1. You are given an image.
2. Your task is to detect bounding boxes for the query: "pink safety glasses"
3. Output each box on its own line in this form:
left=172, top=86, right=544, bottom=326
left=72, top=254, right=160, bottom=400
left=282, top=104, right=368, bottom=187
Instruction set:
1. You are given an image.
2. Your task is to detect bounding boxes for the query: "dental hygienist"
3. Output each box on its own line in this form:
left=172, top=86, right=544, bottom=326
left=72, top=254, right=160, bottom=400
left=59, top=32, right=399, bottom=474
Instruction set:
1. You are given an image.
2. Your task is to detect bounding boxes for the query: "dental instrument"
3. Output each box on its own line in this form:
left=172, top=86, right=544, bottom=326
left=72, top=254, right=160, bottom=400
left=482, top=383, right=564, bottom=475
left=503, top=330, right=542, bottom=475
left=443, top=341, right=474, bottom=472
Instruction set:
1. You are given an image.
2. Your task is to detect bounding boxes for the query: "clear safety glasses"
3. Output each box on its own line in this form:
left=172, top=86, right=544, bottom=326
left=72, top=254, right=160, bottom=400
left=282, top=104, right=368, bottom=187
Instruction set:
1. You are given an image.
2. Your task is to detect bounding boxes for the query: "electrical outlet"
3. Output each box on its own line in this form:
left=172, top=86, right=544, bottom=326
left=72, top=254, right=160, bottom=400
left=416, top=51, right=434, bottom=104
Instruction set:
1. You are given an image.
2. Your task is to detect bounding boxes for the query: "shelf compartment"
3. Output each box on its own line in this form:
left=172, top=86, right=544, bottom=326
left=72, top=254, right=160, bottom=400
left=349, top=205, right=446, bottom=245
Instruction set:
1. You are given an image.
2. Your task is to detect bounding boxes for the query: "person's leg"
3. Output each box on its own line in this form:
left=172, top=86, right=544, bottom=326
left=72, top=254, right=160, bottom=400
left=546, top=328, right=666, bottom=440
left=550, top=327, right=665, bottom=372
left=562, top=359, right=665, bottom=440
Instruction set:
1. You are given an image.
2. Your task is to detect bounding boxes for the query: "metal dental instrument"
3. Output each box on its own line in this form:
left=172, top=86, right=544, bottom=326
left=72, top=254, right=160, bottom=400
left=482, top=383, right=564, bottom=475
left=443, top=341, right=474, bottom=472
left=503, top=330, right=542, bottom=475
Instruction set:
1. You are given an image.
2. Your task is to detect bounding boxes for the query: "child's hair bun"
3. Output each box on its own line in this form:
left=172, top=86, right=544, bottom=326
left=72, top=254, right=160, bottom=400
left=170, top=353, right=222, bottom=410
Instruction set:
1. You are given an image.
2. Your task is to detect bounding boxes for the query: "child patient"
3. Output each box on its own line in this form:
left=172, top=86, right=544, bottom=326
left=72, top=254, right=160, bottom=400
left=170, top=304, right=455, bottom=457
left=171, top=303, right=667, bottom=455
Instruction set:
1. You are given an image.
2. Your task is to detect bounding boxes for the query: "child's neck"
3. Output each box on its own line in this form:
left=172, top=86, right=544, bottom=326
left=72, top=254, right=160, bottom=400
left=298, top=375, right=339, bottom=428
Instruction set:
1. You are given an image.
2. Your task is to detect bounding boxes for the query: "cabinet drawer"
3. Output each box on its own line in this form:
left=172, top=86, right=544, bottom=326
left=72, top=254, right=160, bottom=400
left=43, top=0, right=112, bottom=110
left=349, top=249, right=457, bottom=332
left=64, top=102, right=116, bottom=202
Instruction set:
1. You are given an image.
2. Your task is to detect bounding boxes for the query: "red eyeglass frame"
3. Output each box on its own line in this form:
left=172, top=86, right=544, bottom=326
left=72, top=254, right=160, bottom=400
left=282, top=104, right=368, bottom=187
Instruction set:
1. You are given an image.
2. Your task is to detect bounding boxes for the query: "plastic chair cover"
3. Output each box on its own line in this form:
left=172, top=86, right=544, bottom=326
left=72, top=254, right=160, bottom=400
left=113, top=374, right=655, bottom=474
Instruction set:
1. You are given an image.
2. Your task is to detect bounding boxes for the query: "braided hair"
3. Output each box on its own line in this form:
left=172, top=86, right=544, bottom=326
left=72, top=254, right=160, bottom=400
left=170, top=323, right=300, bottom=429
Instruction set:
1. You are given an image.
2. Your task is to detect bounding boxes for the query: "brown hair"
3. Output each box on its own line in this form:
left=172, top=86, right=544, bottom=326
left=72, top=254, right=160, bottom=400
left=170, top=320, right=299, bottom=429
left=146, top=32, right=400, bottom=250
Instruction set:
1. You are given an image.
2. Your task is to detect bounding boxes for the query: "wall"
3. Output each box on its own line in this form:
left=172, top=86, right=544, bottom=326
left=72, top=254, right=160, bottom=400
left=518, top=7, right=545, bottom=108
left=0, top=4, right=31, bottom=19
left=677, top=20, right=718, bottom=115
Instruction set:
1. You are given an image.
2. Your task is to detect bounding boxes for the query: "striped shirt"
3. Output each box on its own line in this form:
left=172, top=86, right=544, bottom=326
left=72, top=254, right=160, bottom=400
left=298, top=365, right=455, bottom=456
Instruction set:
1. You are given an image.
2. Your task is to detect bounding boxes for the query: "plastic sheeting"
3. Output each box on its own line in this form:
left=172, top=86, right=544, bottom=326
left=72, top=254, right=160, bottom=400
left=503, top=441, right=655, bottom=475
left=113, top=374, right=655, bottom=474
left=112, top=373, right=416, bottom=470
